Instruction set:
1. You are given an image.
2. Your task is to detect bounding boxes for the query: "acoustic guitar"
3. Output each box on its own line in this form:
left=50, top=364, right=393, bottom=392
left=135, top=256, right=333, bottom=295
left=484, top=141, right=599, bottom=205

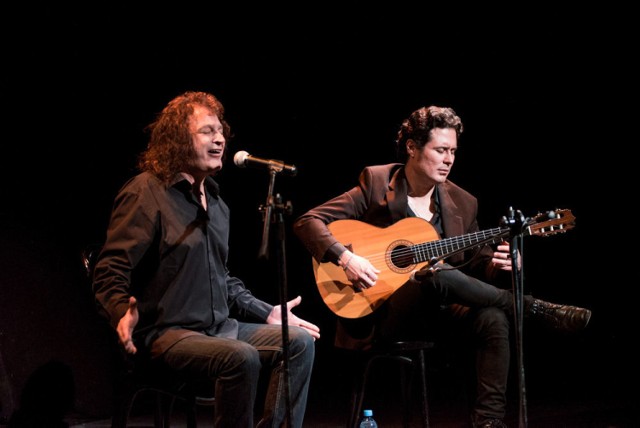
left=312, top=209, right=575, bottom=319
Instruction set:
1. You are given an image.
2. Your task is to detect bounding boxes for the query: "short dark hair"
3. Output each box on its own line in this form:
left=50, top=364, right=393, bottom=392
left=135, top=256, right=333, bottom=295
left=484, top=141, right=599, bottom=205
left=395, top=106, right=463, bottom=161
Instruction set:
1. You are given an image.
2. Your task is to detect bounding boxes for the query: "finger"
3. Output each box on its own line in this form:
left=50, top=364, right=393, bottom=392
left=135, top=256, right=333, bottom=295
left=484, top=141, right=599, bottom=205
left=493, top=257, right=508, bottom=266
left=122, top=337, right=136, bottom=353
left=299, top=320, right=320, bottom=332
left=357, top=279, right=371, bottom=289
left=287, top=295, right=302, bottom=309
left=290, top=316, right=320, bottom=333
left=300, top=323, right=321, bottom=338
left=352, top=279, right=366, bottom=290
left=364, top=271, right=377, bottom=285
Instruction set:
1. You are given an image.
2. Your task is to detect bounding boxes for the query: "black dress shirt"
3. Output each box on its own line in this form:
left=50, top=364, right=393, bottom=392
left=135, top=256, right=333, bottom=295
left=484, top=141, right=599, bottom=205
left=93, top=172, right=272, bottom=354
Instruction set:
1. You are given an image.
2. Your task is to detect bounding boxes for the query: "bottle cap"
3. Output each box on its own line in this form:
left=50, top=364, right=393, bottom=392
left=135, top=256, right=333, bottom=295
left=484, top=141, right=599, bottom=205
left=363, top=409, right=373, bottom=417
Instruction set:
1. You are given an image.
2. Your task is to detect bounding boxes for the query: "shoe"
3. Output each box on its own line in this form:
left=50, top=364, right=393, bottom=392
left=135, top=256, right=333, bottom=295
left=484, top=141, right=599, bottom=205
left=526, top=298, right=591, bottom=333
left=474, top=418, right=508, bottom=428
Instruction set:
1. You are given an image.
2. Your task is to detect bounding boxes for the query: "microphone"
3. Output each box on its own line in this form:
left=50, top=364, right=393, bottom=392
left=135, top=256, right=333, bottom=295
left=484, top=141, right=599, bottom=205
left=233, top=150, right=297, bottom=176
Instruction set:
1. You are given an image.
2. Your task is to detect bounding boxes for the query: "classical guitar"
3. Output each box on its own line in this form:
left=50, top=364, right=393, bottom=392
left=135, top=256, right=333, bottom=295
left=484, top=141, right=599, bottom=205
left=312, top=209, right=575, bottom=319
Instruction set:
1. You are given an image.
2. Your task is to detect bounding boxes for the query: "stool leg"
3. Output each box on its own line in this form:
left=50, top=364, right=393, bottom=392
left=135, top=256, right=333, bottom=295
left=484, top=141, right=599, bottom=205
left=186, top=395, right=198, bottom=428
left=417, top=349, right=430, bottom=428
left=156, top=392, right=168, bottom=428
left=348, top=355, right=377, bottom=428
left=347, top=372, right=362, bottom=428
left=112, top=386, right=143, bottom=428
left=400, top=358, right=411, bottom=428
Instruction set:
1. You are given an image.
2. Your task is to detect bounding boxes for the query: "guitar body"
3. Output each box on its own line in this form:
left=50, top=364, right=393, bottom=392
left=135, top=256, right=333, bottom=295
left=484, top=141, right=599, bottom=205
left=312, top=217, right=440, bottom=319
left=312, top=209, right=574, bottom=319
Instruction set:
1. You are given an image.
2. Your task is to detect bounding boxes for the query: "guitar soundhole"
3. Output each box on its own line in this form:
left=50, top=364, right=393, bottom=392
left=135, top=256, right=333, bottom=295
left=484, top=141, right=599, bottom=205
left=388, top=241, right=416, bottom=273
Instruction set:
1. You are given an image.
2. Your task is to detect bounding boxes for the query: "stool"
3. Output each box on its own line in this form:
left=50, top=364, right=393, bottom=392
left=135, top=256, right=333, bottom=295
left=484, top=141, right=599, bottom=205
left=347, top=341, right=433, bottom=428
left=111, top=361, right=216, bottom=428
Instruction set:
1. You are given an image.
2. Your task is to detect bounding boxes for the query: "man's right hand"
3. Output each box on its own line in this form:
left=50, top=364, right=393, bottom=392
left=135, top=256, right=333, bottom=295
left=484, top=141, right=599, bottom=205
left=117, top=296, right=139, bottom=354
left=340, top=251, right=380, bottom=290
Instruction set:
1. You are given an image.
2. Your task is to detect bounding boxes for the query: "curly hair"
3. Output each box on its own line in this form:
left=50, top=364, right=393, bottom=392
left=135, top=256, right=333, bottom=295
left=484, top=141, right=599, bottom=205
left=395, top=106, right=463, bottom=161
left=138, top=91, right=232, bottom=183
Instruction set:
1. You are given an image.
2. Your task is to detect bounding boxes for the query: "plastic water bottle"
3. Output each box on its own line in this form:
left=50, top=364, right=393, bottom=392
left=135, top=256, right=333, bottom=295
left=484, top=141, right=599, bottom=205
left=359, top=409, right=378, bottom=428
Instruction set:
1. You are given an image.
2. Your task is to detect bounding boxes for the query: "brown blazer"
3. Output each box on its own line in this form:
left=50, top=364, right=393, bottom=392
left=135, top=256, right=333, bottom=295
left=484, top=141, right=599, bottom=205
left=294, top=163, right=494, bottom=272
left=293, top=163, right=498, bottom=349
left=293, top=163, right=500, bottom=349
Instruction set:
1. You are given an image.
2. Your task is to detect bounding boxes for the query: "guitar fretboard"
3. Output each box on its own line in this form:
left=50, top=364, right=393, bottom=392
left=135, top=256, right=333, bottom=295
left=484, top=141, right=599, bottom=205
left=413, top=227, right=509, bottom=263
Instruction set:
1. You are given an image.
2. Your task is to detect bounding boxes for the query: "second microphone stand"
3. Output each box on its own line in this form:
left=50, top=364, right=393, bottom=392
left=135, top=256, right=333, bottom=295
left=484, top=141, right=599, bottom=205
left=258, top=167, right=294, bottom=428
left=501, top=207, right=527, bottom=428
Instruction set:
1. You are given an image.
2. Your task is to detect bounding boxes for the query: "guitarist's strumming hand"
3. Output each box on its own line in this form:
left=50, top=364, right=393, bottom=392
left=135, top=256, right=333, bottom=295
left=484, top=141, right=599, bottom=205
left=339, top=250, right=381, bottom=290
left=492, top=240, right=522, bottom=271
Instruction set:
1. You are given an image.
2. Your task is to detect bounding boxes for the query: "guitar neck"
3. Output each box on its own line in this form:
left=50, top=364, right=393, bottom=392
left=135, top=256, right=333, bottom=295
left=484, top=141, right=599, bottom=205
left=413, top=226, right=510, bottom=264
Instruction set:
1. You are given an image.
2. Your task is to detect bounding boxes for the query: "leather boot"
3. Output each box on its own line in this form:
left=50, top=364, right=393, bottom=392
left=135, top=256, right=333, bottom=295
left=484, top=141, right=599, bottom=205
left=473, top=419, right=508, bottom=428
left=472, top=415, right=508, bottom=428
left=525, top=297, right=591, bottom=333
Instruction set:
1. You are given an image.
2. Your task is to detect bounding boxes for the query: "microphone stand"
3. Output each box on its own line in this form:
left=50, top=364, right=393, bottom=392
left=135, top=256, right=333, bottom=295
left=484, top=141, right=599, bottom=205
left=258, top=167, right=293, bottom=428
left=501, top=207, right=528, bottom=428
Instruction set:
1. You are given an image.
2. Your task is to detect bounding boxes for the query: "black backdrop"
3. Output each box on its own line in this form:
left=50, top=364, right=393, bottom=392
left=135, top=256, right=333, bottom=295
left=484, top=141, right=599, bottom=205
left=1, top=4, right=635, bottom=421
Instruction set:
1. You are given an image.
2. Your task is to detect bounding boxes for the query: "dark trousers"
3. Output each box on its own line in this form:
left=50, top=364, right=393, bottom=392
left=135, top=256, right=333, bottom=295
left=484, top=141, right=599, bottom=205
left=160, top=323, right=315, bottom=428
left=376, top=265, right=513, bottom=422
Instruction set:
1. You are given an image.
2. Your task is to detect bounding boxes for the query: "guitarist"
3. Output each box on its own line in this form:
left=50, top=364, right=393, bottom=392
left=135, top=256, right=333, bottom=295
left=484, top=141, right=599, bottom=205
left=293, top=105, right=591, bottom=428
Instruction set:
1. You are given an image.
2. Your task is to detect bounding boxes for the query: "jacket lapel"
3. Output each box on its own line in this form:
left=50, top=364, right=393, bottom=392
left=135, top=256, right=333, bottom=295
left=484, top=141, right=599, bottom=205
left=387, top=167, right=408, bottom=224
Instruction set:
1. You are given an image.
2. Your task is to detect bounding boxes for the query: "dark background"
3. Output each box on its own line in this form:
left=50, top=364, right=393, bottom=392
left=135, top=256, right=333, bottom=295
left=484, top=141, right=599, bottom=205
left=1, top=4, right=636, bottom=425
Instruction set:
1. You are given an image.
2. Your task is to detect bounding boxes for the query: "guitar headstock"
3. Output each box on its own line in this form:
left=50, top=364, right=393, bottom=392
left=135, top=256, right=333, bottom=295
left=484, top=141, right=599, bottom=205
left=526, top=209, right=575, bottom=237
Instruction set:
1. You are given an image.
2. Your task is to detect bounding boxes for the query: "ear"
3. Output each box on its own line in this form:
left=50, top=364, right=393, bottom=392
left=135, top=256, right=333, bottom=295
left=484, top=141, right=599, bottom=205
left=406, top=139, right=416, bottom=157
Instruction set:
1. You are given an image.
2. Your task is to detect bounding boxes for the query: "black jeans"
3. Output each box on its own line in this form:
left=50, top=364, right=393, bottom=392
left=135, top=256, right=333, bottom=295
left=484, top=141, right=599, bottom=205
left=377, top=265, right=514, bottom=422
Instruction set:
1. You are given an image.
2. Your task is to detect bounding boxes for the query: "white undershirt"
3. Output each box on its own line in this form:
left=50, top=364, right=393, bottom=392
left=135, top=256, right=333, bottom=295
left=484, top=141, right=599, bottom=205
left=407, top=187, right=435, bottom=221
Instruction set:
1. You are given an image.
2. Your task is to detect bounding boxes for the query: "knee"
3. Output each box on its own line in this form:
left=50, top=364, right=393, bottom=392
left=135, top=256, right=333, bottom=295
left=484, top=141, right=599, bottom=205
left=227, top=343, right=261, bottom=377
left=474, top=307, right=510, bottom=338
left=287, top=327, right=316, bottom=360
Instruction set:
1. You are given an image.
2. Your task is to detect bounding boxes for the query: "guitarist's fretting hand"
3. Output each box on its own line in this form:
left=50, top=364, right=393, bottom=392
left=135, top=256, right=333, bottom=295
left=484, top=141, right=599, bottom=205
left=492, top=241, right=522, bottom=271
left=339, top=250, right=381, bottom=290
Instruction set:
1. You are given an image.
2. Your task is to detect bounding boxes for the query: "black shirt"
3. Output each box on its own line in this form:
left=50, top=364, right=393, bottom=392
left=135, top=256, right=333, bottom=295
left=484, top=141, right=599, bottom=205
left=93, top=172, right=272, bottom=351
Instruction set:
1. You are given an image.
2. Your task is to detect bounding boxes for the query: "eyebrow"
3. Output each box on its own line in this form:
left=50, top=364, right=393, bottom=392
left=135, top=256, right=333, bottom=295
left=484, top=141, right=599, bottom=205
left=199, top=125, right=223, bottom=132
